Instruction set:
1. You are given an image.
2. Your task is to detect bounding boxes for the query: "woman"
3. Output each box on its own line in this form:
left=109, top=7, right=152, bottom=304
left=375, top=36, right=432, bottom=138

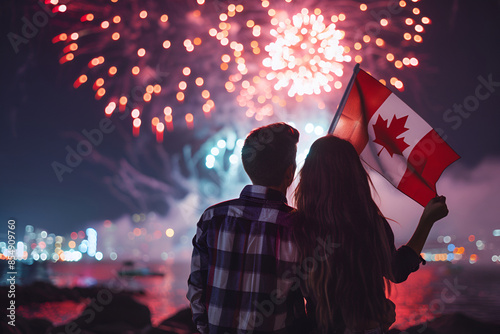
left=294, top=135, right=448, bottom=334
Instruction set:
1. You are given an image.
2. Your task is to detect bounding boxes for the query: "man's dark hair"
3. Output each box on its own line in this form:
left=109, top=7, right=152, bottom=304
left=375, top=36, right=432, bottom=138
left=241, top=122, right=299, bottom=187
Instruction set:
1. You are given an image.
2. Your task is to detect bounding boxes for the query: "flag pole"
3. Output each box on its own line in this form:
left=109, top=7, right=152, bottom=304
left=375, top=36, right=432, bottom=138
left=328, top=63, right=361, bottom=134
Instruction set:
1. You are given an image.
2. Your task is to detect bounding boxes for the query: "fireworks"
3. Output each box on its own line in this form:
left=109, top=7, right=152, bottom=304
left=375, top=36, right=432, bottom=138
left=49, top=0, right=224, bottom=141
left=201, top=0, right=430, bottom=122
left=47, top=0, right=430, bottom=137
left=263, top=8, right=348, bottom=97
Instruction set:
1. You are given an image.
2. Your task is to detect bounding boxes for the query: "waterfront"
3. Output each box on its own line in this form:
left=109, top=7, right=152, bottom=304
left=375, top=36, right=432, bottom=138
left=2, top=260, right=499, bottom=330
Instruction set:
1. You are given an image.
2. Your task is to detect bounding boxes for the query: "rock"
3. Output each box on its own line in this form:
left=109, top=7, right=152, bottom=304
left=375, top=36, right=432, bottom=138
left=49, top=293, right=152, bottom=334
left=427, top=313, right=500, bottom=334
left=1, top=315, right=53, bottom=334
left=389, top=312, right=500, bottom=334
left=79, top=293, right=151, bottom=329
left=153, top=307, right=197, bottom=333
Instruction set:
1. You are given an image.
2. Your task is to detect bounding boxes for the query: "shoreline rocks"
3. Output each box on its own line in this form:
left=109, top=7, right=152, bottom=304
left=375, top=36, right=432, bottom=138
left=1, top=282, right=499, bottom=334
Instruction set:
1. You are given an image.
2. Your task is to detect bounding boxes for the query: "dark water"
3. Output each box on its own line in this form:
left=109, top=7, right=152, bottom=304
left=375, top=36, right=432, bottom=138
left=388, top=263, right=500, bottom=329
left=3, top=261, right=500, bottom=329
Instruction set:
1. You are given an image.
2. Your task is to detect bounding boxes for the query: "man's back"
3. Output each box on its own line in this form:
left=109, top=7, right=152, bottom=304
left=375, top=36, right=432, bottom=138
left=187, top=185, right=305, bottom=334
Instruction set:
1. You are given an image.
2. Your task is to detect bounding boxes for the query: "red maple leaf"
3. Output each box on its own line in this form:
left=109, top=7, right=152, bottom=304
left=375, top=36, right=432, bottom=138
left=372, top=114, right=410, bottom=157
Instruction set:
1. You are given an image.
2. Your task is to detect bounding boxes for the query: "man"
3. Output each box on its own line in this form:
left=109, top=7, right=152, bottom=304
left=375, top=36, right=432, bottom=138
left=187, top=123, right=306, bottom=334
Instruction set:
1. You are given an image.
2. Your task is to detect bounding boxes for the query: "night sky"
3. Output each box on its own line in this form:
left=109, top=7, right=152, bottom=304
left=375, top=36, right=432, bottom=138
left=1, top=0, right=500, bottom=241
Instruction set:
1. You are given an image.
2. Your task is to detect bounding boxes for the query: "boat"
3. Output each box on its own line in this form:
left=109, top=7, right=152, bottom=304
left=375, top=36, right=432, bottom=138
left=117, top=260, right=165, bottom=277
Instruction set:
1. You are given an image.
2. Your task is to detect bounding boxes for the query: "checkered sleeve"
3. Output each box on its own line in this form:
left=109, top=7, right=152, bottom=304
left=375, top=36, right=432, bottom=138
left=187, top=217, right=209, bottom=334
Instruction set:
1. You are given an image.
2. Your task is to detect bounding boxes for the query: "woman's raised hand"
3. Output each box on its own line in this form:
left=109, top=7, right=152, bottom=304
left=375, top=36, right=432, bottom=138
left=420, top=195, right=449, bottom=226
left=406, top=195, right=449, bottom=255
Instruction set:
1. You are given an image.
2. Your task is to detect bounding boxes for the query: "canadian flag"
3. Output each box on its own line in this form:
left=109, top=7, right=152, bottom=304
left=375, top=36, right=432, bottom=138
left=329, top=65, right=460, bottom=206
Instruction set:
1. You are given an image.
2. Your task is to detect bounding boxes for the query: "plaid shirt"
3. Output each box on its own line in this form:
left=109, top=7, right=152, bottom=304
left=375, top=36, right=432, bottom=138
left=187, top=185, right=306, bottom=334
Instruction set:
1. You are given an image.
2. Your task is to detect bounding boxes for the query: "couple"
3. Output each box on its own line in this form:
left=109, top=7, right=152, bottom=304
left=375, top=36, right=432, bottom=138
left=187, top=123, right=448, bottom=334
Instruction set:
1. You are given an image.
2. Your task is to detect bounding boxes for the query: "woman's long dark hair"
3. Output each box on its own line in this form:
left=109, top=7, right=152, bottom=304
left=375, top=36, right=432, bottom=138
left=294, top=135, right=393, bottom=332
